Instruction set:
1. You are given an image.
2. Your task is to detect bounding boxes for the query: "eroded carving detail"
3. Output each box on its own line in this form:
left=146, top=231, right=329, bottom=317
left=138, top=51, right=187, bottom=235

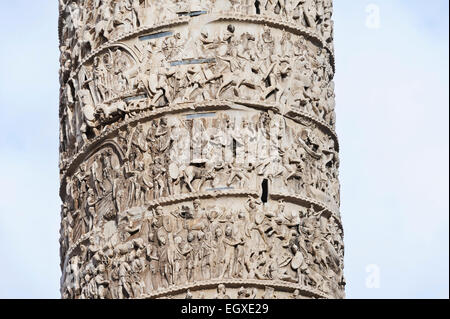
left=59, top=0, right=343, bottom=299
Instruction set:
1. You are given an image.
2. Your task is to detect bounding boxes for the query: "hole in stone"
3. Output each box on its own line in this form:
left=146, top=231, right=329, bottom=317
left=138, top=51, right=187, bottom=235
left=177, top=11, right=207, bottom=17
left=255, top=1, right=261, bottom=14
left=261, top=179, right=268, bottom=203
left=138, top=31, right=173, bottom=41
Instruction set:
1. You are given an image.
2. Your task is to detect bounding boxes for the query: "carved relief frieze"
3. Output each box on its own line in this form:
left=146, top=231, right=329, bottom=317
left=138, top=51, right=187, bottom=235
left=59, top=22, right=336, bottom=164
left=59, top=0, right=343, bottom=300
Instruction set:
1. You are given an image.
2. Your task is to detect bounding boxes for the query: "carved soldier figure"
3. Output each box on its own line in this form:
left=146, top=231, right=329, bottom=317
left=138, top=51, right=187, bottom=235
left=245, top=198, right=267, bottom=257
left=220, top=225, right=244, bottom=279
left=79, top=89, right=100, bottom=144
left=234, top=210, right=249, bottom=277
left=226, top=157, right=250, bottom=188
left=130, top=0, right=144, bottom=28
left=299, top=0, right=317, bottom=28
left=181, top=232, right=195, bottom=283
left=118, top=257, right=133, bottom=299
left=152, top=157, right=167, bottom=198
left=130, top=249, right=146, bottom=297
left=146, top=232, right=160, bottom=291
left=67, top=255, right=81, bottom=297
left=158, top=233, right=173, bottom=287
left=112, top=170, right=126, bottom=215
left=171, top=235, right=184, bottom=285
left=210, top=226, right=225, bottom=278
left=93, top=56, right=108, bottom=102
left=289, top=243, right=308, bottom=285
left=85, top=188, right=97, bottom=233
left=95, top=264, right=110, bottom=299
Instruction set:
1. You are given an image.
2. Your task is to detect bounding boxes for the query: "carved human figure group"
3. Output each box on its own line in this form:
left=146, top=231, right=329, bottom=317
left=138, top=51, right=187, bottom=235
left=62, top=195, right=344, bottom=299
left=59, top=0, right=343, bottom=300
left=60, top=22, right=335, bottom=167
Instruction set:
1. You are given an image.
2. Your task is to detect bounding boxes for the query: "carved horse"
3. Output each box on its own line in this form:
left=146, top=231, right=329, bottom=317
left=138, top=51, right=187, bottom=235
left=215, top=33, right=264, bottom=99
left=96, top=100, right=128, bottom=121
left=95, top=19, right=112, bottom=45
left=182, top=164, right=214, bottom=192
left=281, top=149, right=304, bottom=186
left=215, top=63, right=264, bottom=99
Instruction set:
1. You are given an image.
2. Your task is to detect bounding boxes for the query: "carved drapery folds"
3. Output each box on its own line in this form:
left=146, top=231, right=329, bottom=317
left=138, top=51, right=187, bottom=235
left=59, top=0, right=343, bottom=299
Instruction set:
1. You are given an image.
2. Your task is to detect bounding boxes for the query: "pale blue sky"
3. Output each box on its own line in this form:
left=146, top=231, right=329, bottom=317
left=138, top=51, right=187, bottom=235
left=0, top=1, right=448, bottom=298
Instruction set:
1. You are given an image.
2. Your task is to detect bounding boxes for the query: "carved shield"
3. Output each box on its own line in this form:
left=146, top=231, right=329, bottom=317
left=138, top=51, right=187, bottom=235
left=162, top=215, right=173, bottom=233
left=255, top=211, right=265, bottom=225
left=291, top=252, right=304, bottom=270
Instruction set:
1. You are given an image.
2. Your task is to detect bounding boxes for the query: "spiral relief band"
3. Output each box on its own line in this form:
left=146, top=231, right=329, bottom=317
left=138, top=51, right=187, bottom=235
left=59, top=0, right=344, bottom=299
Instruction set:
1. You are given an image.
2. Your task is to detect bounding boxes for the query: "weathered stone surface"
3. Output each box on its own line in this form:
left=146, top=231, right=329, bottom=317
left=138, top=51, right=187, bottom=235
left=59, top=0, right=344, bottom=299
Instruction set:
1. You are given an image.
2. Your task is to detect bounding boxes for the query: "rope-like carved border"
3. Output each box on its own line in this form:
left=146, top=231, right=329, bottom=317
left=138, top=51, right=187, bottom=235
left=138, top=278, right=333, bottom=299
